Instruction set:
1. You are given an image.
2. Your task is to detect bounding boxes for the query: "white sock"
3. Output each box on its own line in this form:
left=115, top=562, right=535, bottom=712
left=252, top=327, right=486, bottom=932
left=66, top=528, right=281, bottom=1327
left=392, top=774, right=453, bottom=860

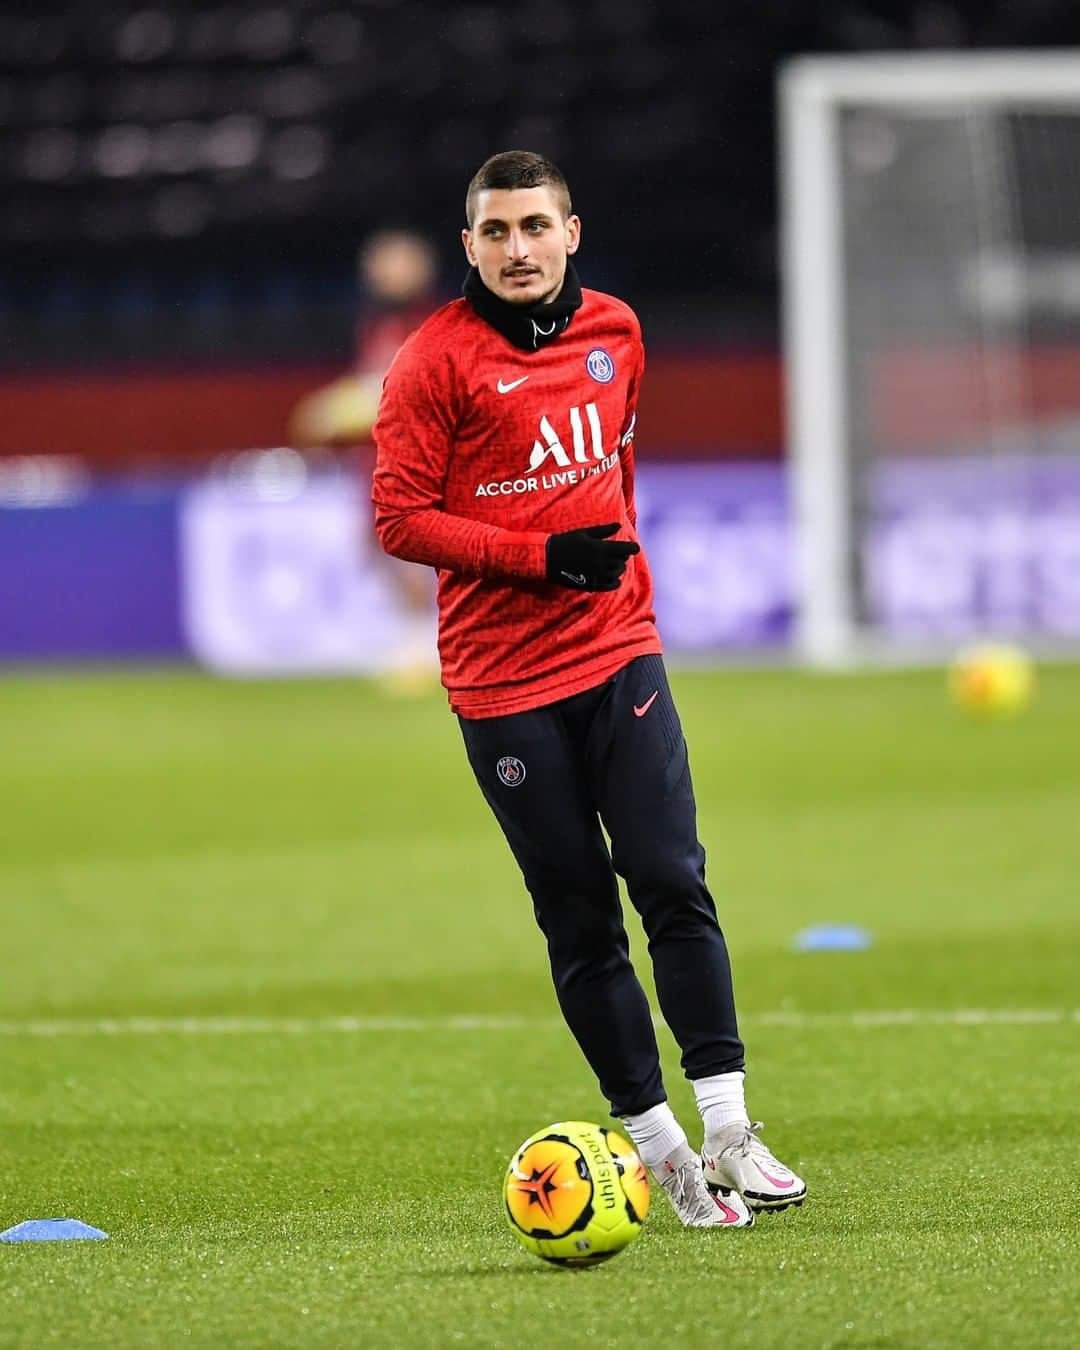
left=694, top=1071, right=751, bottom=1138
left=620, top=1102, right=689, bottom=1170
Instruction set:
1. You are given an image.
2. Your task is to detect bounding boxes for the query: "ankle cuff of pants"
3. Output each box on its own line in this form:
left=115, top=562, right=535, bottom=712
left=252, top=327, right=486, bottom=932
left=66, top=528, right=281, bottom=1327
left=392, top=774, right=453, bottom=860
left=609, top=1089, right=668, bottom=1119
left=688, top=1058, right=746, bottom=1081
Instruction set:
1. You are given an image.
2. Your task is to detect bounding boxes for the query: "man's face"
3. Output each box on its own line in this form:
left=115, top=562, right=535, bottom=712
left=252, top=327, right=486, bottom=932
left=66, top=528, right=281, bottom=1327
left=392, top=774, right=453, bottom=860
left=462, top=185, right=580, bottom=306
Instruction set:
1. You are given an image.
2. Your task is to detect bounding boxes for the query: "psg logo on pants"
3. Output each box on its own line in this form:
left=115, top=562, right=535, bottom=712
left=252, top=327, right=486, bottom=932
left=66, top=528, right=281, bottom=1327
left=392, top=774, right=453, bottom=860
left=497, top=756, right=526, bottom=787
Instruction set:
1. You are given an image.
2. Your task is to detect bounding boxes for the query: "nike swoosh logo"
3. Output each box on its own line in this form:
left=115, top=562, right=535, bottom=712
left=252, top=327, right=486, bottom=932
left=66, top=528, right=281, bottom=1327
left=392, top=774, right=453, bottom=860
left=560, top=571, right=587, bottom=587
left=712, top=1194, right=745, bottom=1224
left=496, top=376, right=529, bottom=394
left=754, top=1162, right=795, bottom=1189
left=633, top=690, right=659, bottom=718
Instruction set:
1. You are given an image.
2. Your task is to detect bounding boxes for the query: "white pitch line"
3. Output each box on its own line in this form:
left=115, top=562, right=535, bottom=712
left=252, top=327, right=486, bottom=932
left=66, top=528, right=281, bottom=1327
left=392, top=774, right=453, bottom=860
left=0, top=1009, right=1074, bottom=1038
left=750, top=1009, right=1075, bottom=1027
left=0, top=1015, right=544, bottom=1038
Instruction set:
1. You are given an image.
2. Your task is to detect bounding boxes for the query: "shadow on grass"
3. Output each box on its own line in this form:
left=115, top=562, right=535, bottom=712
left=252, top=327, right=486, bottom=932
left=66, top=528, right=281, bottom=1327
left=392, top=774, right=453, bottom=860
left=425, top=1261, right=563, bottom=1280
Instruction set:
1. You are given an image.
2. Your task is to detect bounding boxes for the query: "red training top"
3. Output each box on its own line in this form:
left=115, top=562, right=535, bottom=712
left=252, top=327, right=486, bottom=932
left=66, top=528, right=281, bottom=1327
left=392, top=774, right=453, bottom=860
left=372, top=288, right=662, bottom=718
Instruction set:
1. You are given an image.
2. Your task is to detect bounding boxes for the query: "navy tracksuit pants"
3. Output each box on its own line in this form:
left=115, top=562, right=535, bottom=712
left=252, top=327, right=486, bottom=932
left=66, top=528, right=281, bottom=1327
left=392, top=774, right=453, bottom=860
left=458, top=652, right=744, bottom=1118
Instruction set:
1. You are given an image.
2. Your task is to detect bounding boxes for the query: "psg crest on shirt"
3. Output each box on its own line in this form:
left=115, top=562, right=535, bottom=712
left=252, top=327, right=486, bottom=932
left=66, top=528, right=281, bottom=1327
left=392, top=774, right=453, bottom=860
left=496, top=755, right=526, bottom=787
left=585, top=348, right=615, bottom=383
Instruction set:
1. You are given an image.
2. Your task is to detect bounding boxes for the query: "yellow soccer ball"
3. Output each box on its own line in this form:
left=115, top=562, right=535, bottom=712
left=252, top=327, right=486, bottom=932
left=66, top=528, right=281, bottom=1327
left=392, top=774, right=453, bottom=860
left=503, top=1121, right=650, bottom=1268
left=948, top=643, right=1035, bottom=716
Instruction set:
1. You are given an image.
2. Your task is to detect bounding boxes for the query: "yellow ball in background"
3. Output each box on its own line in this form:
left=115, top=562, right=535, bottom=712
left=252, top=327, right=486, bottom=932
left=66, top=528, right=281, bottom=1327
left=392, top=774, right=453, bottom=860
left=948, top=643, right=1035, bottom=716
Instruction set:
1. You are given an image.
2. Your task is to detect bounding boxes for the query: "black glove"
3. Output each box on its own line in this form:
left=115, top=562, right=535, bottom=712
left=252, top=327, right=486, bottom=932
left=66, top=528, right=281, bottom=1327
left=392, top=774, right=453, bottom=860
left=545, top=522, right=640, bottom=592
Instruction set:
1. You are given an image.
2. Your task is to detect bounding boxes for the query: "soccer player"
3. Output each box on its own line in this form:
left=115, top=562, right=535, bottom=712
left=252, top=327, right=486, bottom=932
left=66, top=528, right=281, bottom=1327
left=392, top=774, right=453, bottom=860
left=372, top=151, right=806, bottom=1228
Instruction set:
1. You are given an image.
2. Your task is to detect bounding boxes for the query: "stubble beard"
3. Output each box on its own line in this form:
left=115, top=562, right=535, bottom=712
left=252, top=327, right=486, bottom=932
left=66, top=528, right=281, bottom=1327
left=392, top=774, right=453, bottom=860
left=498, top=262, right=565, bottom=308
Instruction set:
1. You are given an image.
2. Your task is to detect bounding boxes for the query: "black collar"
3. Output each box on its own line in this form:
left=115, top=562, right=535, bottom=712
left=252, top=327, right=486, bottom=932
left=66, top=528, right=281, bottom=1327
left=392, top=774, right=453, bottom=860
left=463, top=260, right=583, bottom=351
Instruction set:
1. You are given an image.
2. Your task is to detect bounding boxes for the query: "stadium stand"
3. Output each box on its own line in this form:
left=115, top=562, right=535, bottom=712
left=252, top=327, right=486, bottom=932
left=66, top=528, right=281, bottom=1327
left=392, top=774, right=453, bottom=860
left=4, top=1, right=1080, bottom=370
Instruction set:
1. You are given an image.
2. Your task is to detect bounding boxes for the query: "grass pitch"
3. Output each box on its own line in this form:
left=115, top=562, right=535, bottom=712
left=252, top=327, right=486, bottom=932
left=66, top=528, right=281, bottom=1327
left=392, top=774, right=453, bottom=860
left=1, top=664, right=1078, bottom=1348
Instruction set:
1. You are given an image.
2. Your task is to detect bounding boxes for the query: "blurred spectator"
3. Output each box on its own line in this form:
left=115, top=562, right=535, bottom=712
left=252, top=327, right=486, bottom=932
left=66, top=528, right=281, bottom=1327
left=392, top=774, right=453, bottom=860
left=290, top=228, right=443, bottom=690
left=289, top=229, right=441, bottom=448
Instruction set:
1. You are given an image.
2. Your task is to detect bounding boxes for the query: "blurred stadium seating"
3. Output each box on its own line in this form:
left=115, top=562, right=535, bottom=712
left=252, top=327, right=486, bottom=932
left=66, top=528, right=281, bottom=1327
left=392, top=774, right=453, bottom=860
left=4, top=0, right=1080, bottom=378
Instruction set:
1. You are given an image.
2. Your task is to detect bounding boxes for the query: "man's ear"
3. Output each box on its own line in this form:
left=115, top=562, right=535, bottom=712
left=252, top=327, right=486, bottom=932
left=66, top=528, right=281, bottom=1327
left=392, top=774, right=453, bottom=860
left=461, top=227, right=477, bottom=267
left=565, top=215, right=581, bottom=256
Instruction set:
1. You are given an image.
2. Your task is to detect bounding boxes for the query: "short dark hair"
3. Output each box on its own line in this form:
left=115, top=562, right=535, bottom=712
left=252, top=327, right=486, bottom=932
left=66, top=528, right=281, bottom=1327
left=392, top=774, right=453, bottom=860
left=465, top=150, right=572, bottom=227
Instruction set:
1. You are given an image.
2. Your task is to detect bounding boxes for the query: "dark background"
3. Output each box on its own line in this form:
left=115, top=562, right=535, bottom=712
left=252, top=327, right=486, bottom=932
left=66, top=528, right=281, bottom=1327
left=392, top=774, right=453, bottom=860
left=4, top=0, right=1080, bottom=370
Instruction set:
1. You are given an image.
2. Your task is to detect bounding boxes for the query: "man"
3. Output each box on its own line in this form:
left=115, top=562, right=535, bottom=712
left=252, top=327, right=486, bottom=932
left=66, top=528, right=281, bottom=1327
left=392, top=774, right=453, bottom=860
left=290, top=229, right=442, bottom=450
left=372, top=151, right=806, bottom=1229
left=290, top=229, right=444, bottom=687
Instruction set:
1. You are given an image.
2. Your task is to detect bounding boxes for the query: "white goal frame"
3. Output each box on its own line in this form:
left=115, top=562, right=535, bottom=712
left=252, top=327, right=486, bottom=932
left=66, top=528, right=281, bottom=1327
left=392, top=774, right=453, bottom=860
left=779, top=51, right=1080, bottom=665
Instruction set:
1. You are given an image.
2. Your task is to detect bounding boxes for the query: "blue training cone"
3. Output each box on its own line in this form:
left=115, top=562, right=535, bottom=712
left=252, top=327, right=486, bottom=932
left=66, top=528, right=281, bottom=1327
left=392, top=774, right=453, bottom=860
left=793, top=924, right=872, bottom=952
left=1, top=1219, right=109, bottom=1242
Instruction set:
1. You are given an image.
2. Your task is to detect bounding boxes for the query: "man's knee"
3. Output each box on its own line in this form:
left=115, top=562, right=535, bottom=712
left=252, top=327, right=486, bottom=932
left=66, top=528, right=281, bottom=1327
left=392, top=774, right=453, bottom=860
left=619, top=845, right=719, bottom=936
left=532, top=882, right=622, bottom=951
left=527, top=875, right=629, bottom=991
left=547, top=925, right=631, bottom=992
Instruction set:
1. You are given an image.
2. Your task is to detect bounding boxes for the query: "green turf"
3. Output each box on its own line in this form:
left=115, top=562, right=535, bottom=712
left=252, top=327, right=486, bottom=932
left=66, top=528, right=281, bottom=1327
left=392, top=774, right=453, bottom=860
left=1, top=665, right=1078, bottom=1348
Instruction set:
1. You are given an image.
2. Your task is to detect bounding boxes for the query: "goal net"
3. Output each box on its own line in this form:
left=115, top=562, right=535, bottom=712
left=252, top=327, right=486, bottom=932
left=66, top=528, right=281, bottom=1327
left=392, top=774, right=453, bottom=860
left=781, top=52, right=1080, bottom=664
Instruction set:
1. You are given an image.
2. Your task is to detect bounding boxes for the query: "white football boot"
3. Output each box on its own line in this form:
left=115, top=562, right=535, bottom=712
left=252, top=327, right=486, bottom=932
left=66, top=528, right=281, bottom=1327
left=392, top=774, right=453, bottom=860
left=652, top=1148, right=755, bottom=1228
left=702, top=1121, right=807, bottom=1212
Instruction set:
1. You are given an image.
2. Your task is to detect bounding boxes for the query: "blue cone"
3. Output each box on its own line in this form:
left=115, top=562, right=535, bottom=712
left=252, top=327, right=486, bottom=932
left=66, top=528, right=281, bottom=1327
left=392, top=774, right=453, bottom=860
left=1, top=1219, right=109, bottom=1242
left=794, top=924, right=872, bottom=952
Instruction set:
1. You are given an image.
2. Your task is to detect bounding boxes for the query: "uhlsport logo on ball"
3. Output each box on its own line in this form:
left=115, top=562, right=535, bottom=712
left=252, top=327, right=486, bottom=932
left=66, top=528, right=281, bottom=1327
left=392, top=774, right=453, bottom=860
left=503, top=1120, right=649, bottom=1267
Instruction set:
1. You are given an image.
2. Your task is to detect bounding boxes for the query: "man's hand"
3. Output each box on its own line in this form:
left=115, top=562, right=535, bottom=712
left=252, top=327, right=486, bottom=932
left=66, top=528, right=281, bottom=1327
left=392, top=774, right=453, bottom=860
left=545, top=523, right=640, bottom=592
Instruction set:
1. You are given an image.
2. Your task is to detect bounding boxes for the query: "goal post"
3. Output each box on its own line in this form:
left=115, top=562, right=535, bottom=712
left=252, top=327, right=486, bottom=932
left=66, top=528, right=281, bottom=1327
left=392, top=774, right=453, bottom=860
left=780, top=51, right=1080, bottom=665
